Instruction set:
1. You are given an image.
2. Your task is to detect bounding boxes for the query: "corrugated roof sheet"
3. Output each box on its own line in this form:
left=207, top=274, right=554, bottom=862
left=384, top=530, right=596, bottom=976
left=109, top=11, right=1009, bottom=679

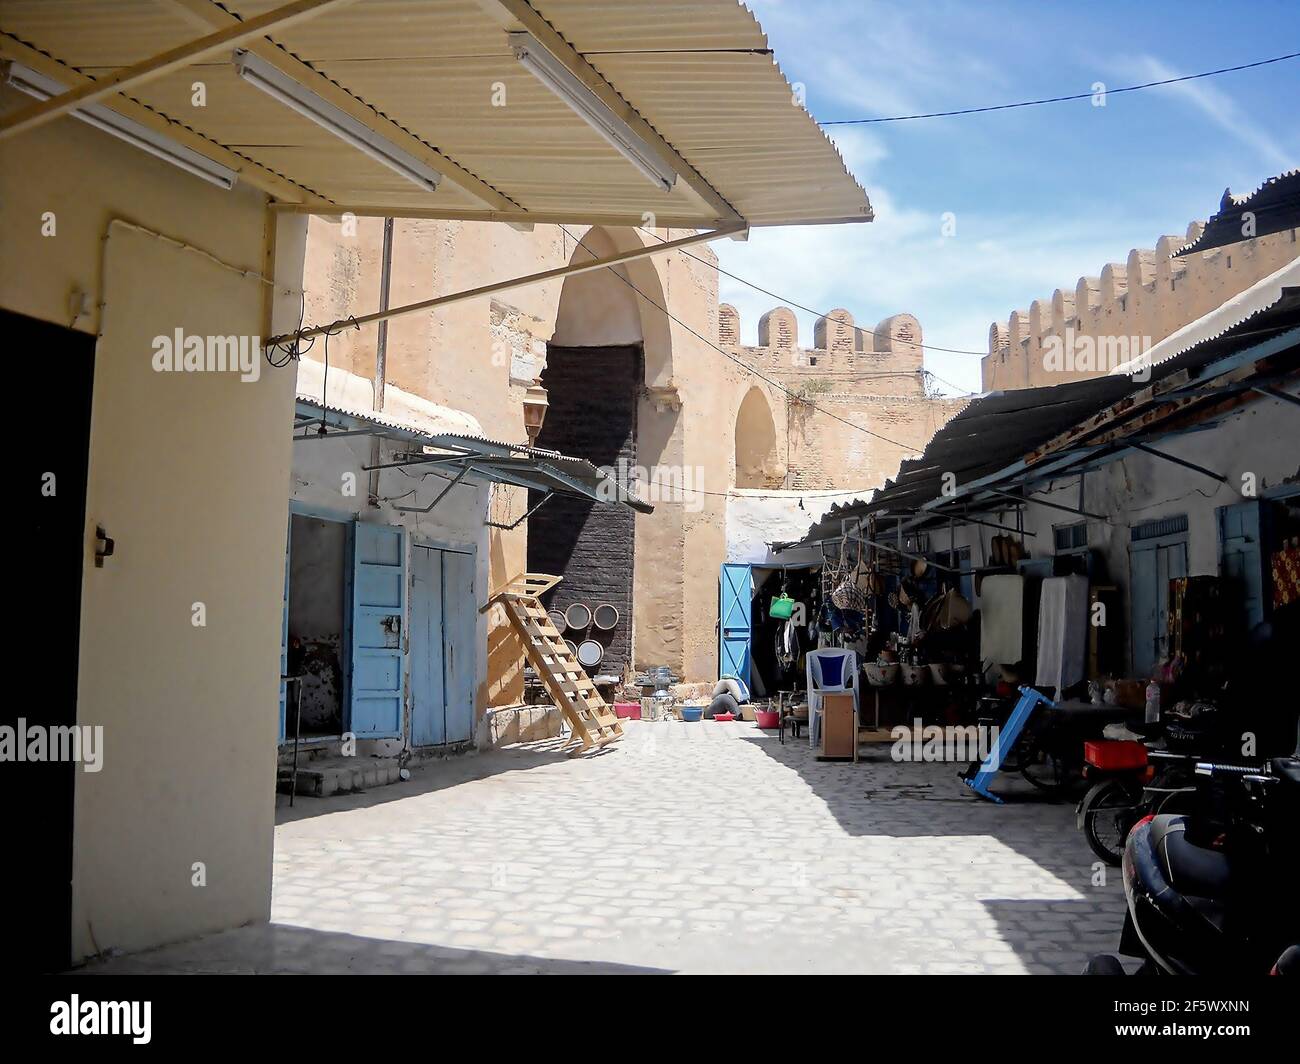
left=293, top=396, right=654, bottom=513
left=1175, top=169, right=1300, bottom=256
left=0, top=0, right=870, bottom=227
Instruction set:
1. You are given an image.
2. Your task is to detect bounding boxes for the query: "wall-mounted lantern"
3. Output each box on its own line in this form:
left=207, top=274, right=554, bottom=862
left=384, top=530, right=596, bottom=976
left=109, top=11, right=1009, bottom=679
left=522, top=382, right=549, bottom=445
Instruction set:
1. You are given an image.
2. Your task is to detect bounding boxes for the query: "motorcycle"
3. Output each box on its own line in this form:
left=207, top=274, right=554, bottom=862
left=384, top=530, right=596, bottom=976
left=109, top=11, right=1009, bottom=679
left=1087, top=749, right=1300, bottom=975
left=1076, top=738, right=1151, bottom=865
left=1076, top=703, right=1225, bottom=866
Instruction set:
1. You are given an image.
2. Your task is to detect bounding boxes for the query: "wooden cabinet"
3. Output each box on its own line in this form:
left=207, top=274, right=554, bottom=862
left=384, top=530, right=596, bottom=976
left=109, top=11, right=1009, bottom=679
left=821, top=691, right=857, bottom=761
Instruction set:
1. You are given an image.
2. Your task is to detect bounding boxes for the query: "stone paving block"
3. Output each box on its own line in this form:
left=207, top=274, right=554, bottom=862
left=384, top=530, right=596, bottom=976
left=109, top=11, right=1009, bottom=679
left=85, top=721, right=1127, bottom=975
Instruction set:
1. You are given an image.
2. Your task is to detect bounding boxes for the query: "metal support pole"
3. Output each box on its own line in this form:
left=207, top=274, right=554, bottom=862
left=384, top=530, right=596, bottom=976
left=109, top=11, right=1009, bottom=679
left=393, top=465, right=471, bottom=513
left=1127, top=441, right=1228, bottom=483
left=983, top=486, right=1111, bottom=523
left=269, top=224, right=743, bottom=345
left=486, top=491, right=553, bottom=530
left=374, top=217, right=394, bottom=412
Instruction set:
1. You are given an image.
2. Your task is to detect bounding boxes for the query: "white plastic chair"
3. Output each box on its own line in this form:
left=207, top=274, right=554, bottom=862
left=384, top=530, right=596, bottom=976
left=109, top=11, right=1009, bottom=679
left=806, top=648, right=858, bottom=749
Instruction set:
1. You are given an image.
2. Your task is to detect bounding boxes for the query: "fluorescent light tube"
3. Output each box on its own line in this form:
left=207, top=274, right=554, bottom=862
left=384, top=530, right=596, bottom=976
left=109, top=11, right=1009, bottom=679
left=507, top=31, right=678, bottom=193
left=3, top=60, right=237, bottom=190
left=232, top=49, right=441, bottom=193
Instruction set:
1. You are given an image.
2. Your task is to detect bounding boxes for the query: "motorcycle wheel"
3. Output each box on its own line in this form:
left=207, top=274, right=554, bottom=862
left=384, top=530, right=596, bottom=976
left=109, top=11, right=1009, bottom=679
left=1019, top=739, right=1078, bottom=795
left=1080, top=778, right=1142, bottom=866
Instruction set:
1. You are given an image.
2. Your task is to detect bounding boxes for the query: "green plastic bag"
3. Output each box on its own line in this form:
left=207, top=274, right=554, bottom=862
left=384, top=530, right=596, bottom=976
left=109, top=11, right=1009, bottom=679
left=769, top=594, right=795, bottom=619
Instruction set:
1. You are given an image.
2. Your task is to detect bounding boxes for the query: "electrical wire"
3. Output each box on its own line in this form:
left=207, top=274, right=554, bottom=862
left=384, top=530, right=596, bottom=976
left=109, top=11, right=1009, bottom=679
left=820, top=52, right=1300, bottom=125
left=636, top=226, right=990, bottom=357
left=559, top=226, right=924, bottom=453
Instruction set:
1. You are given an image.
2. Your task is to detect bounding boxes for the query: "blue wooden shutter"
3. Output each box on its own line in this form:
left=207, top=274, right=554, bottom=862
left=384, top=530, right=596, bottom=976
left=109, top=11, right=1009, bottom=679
left=719, top=563, right=752, bottom=685
left=1219, top=501, right=1265, bottom=630
left=350, top=521, right=406, bottom=738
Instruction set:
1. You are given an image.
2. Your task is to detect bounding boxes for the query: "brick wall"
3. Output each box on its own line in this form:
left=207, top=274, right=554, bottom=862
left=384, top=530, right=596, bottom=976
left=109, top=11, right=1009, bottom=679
left=527, top=345, right=641, bottom=676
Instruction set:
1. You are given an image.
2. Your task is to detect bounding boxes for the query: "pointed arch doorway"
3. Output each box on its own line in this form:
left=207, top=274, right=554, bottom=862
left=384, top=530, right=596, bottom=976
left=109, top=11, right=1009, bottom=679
left=527, top=227, right=669, bottom=677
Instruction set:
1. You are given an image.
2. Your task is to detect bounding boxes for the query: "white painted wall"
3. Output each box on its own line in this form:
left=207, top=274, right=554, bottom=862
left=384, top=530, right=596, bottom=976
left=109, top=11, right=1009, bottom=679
left=725, top=489, right=871, bottom=565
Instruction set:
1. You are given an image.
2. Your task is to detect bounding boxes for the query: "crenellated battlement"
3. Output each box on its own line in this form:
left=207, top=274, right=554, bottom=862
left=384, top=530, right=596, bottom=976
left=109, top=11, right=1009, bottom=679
left=983, top=217, right=1296, bottom=390
left=721, top=304, right=924, bottom=369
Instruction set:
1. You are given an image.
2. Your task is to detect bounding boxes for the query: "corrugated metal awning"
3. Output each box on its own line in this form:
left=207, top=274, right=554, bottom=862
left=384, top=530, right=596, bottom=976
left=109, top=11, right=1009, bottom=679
left=294, top=397, right=653, bottom=515
left=1175, top=169, right=1300, bottom=256
left=0, top=0, right=871, bottom=229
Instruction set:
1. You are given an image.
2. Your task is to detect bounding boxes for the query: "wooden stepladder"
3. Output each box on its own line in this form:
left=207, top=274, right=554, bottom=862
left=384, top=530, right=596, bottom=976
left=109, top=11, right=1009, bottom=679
left=484, top=573, right=625, bottom=756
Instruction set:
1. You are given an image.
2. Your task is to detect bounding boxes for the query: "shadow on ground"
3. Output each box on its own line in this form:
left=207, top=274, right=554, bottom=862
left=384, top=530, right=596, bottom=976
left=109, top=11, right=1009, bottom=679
left=275, top=735, right=603, bottom=825
left=76, top=922, right=671, bottom=975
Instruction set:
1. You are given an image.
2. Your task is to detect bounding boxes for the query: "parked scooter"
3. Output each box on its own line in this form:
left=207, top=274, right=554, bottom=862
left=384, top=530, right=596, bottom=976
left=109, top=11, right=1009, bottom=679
left=1087, top=749, right=1300, bottom=975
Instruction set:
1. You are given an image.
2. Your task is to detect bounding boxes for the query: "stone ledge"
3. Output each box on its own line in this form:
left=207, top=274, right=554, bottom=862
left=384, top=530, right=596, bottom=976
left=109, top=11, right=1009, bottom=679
left=483, top=703, right=564, bottom=747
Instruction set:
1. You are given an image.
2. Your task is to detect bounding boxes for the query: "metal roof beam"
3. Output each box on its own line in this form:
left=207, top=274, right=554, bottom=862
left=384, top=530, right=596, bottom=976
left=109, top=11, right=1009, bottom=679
left=0, top=0, right=354, bottom=141
left=270, top=222, right=742, bottom=345
left=983, top=487, right=1111, bottom=523
left=269, top=200, right=735, bottom=230
left=1127, top=441, right=1227, bottom=484
left=161, top=0, right=523, bottom=213
left=0, top=37, right=310, bottom=201
left=477, top=0, right=745, bottom=226
left=392, top=465, right=472, bottom=514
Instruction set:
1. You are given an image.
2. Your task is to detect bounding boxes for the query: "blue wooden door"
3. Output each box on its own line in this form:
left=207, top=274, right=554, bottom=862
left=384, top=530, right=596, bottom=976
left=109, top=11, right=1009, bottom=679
left=719, top=563, right=752, bottom=685
left=443, top=550, right=476, bottom=744
left=1130, top=537, right=1187, bottom=677
left=1219, top=501, right=1264, bottom=630
left=350, top=521, right=406, bottom=738
left=410, top=546, right=446, bottom=746
left=410, top=545, right=476, bottom=746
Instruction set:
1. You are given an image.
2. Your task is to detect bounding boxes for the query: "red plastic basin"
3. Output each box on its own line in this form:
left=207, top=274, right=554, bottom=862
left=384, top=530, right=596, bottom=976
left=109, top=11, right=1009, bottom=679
left=755, top=709, right=780, bottom=729
left=614, top=702, right=641, bottom=720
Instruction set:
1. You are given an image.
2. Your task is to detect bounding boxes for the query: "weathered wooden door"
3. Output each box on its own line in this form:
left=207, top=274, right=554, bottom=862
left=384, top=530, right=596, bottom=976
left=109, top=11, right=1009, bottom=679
left=719, top=563, right=753, bottom=685
left=350, top=521, right=406, bottom=738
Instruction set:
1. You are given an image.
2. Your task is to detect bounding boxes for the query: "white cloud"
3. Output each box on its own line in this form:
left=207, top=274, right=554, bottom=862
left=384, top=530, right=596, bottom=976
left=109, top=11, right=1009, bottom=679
left=717, top=197, right=1149, bottom=395
left=1109, top=55, right=1296, bottom=174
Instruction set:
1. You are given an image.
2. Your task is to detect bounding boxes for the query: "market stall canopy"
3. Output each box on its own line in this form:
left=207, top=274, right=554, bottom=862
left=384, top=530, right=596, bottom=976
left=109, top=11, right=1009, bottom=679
left=0, top=0, right=871, bottom=230
left=785, top=266, right=1300, bottom=548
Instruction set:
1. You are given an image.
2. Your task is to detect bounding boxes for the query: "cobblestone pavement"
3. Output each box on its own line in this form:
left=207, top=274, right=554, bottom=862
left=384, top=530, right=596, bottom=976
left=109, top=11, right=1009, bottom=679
left=84, top=720, right=1128, bottom=974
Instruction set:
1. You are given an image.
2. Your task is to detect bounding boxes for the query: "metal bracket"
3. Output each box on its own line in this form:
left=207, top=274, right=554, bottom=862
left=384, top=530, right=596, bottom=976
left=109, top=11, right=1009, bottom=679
left=487, top=491, right=553, bottom=530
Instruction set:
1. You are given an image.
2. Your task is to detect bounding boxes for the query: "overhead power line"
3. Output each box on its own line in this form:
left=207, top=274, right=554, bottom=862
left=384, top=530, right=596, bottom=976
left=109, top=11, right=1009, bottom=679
left=558, top=227, right=928, bottom=454
left=820, top=52, right=1300, bottom=125
left=637, top=227, right=989, bottom=358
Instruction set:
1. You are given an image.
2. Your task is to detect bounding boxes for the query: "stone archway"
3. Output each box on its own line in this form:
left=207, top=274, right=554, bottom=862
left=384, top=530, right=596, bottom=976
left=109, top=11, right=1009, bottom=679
left=734, top=386, right=782, bottom=488
left=528, top=227, right=675, bottom=677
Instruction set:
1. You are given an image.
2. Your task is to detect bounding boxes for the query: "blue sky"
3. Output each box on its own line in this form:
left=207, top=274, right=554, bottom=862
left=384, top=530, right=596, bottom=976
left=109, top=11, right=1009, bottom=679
left=714, top=0, right=1300, bottom=394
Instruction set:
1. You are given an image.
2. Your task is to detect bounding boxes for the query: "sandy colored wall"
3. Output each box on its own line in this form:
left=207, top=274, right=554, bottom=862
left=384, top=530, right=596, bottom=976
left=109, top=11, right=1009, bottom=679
left=1, top=98, right=307, bottom=962
left=299, top=219, right=963, bottom=682
left=302, top=219, right=720, bottom=678
left=983, top=224, right=1297, bottom=390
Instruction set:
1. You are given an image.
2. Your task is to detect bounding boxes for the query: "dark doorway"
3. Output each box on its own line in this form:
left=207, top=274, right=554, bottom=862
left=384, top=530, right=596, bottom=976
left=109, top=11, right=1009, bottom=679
left=286, top=514, right=349, bottom=737
left=18, top=309, right=94, bottom=972
left=527, top=344, right=641, bottom=676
